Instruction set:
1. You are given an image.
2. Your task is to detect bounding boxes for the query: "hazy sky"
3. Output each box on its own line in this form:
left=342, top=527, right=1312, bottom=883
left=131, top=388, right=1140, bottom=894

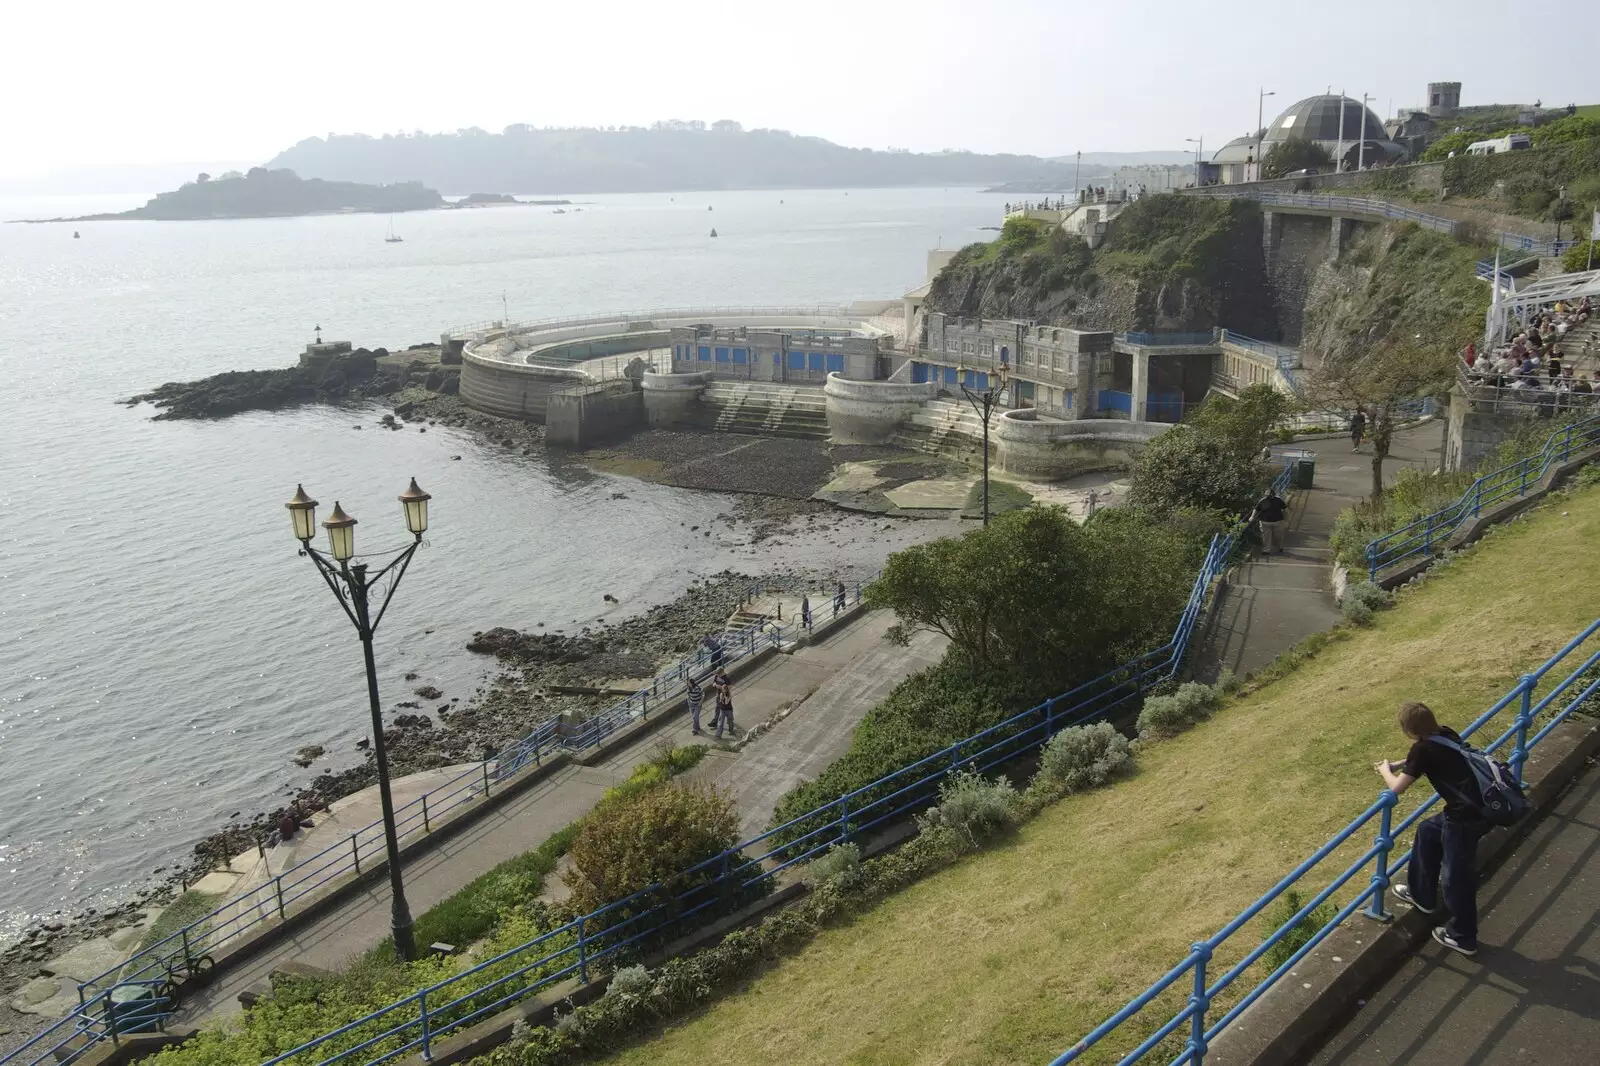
left=4, top=0, right=1590, bottom=178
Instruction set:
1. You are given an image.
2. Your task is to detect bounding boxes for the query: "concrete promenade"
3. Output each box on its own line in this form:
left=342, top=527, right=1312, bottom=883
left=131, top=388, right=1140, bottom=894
left=1195, top=423, right=1441, bottom=681
left=178, top=610, right=944, bottom=1023
left=1308, top=762, right=1599, bottom=1065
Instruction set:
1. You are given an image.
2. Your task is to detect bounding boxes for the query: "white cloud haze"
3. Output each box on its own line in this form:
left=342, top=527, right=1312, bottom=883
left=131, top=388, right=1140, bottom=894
left=2, top=0, right=1588, bottom=178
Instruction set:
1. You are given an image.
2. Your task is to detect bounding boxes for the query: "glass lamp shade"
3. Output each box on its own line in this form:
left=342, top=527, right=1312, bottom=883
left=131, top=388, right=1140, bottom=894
left=322, top=502, right=358, bottom=562
left=286, top=485, right=319, bottom=541
left=398, top=478, right=432, bottom=535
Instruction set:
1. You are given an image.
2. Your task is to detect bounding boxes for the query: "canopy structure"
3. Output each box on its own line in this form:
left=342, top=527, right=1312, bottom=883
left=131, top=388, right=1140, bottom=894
left=1486, top=267, right=1600, bottom=347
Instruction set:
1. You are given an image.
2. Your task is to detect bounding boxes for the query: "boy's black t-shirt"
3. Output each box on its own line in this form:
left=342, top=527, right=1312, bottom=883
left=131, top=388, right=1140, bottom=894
left=1403, top=727, right=1480, bottom=817
left=1256, top=495, right=1287, bottom=522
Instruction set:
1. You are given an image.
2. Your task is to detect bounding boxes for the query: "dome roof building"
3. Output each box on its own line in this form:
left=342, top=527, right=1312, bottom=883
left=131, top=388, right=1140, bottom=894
left=1208, top=94, right=1407, bottom=181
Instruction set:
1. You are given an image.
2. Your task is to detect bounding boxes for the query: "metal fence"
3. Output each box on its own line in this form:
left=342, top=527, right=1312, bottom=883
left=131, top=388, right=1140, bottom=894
left=1219, top=330, right=1300, bottom=372
left=445, top=306, right=861, bottom=342
left=68, top=582, right=873, bottom=1003
left=1053, top=615, right=1600, bottom=1065
left=8, top=472, right=1290, bottom=1066
left=1365, top=412, right=1600, bottom=579
left=1182, top=187, right=1577, bottom=259
left=1120, top=331, right=1220, bottom=347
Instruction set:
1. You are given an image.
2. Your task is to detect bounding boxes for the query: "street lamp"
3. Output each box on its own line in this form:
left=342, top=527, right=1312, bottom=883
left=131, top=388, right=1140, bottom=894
left=1185, top=137, right=1204, bottom=183
left=959, top=362, right=1010, bottom=526
left=1358, top=94, right=1375, bottom=172
left=1256, top=88, right=1275, bottom=180
left=284, top=477, right=433, bottom=962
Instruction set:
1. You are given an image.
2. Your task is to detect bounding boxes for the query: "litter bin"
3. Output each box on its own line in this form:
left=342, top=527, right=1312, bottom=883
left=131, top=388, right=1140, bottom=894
left=1290, top=450, right=1317, bottom=489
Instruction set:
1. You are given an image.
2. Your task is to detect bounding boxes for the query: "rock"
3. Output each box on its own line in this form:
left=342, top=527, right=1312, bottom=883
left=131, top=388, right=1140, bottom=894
left=404, top=672, right=420, bottom=681
left=393, top=714, right=432, bottom=730
left=356, top=737, right=370, bottom=750
left=451, top=455, right=462, bottom=461
left=292, top=745, right=325, bottom=768
left=353, top=425, right=362, bottom=429
left=414, top=684, right=443, bottom=700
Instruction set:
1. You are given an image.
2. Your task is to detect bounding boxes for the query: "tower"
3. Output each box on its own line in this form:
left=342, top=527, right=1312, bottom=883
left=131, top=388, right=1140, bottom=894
left=1427, top=82, right=1461, bottom=119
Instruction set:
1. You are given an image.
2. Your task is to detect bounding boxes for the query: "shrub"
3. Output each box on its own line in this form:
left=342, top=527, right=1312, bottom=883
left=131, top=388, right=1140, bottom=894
left=1260, top=889, right=1338, bottom=972
left=604, top=965, right=652, bottom=998
left=1033, top=722, right=1131, bottom=796
left=801, top=843, right=863, bottom=890
left=1136, top=681, right=1222, bottom=741
left=1341, top=580, right=1392, bottom=612
left=562, top=782, right=740, bottom=919
left=1341, top=599, right=1374, bottom=626
left=914, top=770, right=1017, bottom=845
left=1563, top=240, right=1600, bottom=273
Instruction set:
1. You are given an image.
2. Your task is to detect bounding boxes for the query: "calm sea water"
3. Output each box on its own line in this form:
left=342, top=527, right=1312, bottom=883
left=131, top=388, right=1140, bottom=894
left=0, top=188, right=997, bottom=943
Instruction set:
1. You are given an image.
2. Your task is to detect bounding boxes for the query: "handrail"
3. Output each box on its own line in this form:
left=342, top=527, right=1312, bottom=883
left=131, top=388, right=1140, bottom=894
left=1365, top=412, right=1600, bottom=579
left=13, top=469, right=1291, bottom=1066
left=1181, top=187, right=1578, bottom=258
left=445, top=306, right=862, bottom=341
left=1219, top=330, right=1301, bottom=372
left=72, top=579, right=870, bottom=1001
left=1052, top=615, right=1600, bottom=1065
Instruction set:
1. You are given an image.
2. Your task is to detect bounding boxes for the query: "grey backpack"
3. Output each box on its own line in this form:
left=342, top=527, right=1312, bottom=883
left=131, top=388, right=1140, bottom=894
left=1426, top=735, right=1530, bottom=826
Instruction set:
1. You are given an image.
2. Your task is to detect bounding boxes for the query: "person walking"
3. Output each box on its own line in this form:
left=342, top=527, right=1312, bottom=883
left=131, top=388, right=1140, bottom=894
left=1375, top=702, right=1489, bottom=956
left=686, top=674, right=705, bottom=734
left=712, top=669, right=735, bottom=739
left=1349, top=406, right=1367, bottom=450
left=834, top=581, right=847, bottom=614
left=1250, top=487, right=1290, bottom=556
left=800, top=595, right=812, bottom=630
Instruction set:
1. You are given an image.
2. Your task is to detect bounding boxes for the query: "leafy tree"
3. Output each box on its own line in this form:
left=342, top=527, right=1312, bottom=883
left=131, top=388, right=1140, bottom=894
left=1420, top=130, right=1480, bottom=162
left=1562, top=239, right=1600, bottom=272
left=1128, top=427, right=1265, bottom=516
left=562, top=783, right=739, bottom=918
left=1262, top=138, right=1333, bottom=179
left=1188, top=384, right=1292, bottom=458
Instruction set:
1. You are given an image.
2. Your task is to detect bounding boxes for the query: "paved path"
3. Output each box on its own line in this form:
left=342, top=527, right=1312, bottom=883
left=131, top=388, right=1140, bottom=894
left=179, top=610, right=938, bottom=1023
left=1195, top=423, right=1442, bottom=681
left=1307, top=762, right=1600, bottom=1066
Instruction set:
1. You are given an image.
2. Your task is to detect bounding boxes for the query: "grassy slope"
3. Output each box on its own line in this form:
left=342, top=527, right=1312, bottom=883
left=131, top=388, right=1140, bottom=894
left=605, top=483, right=1600, bottom=1066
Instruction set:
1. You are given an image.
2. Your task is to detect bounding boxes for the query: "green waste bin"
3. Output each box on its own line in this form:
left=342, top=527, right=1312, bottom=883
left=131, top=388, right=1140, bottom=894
left=1291, top=450, right=1316, bottom=489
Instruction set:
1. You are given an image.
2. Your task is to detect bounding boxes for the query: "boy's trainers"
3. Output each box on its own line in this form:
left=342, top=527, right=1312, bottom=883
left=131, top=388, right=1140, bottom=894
left=1391, top=884, right=1435, bottom=914
left=1431, top=927, right=1478, bottom=956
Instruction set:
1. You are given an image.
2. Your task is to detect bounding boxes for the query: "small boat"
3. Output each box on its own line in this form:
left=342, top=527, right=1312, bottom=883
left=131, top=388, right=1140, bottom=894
left=384, top=216, right=403, bottom=243
left=709, top=228, right=718, bottom=238
left=73, top=231, right=80, bottom=239
left=552, top=208, right=566, bottom=214
left=708, top=205, right=713, bottom=211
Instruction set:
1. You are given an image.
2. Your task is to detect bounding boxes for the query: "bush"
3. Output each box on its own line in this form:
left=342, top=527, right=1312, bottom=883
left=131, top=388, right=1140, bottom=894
left=801, top=843, right=863, bottom=890
left=604, top=965, right=652, bottom=998
left=1136, top=681, right=1222, bottom=741
left=1129, top=426, right=1268, bottom=515
left=1341, top=599, right=1374, bottom=626
left=1563, top=240, right=1600, bottom=273
left=1260, top=889, right=1338, bottom=972
left=1033, top=722, right=1131, bottom=796
left=1341, top=580, right=1392, bottom=612
left=562, top=782, right=740, bottom=921
left=914, top=770, right=1017, bottom=845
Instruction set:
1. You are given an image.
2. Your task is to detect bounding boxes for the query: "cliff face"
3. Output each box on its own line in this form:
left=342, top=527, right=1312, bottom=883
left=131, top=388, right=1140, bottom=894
left=924, top=196, right=1279, bottom=338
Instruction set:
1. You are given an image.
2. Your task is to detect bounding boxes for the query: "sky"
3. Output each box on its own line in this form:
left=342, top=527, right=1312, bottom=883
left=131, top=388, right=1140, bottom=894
left=2, top=0, right=1591, bottom=183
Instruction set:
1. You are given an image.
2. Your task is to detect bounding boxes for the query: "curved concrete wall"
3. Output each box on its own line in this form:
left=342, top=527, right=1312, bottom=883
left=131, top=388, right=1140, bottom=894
left=459, top=345, right=587, bottom=420
left=641, top=370, right=712, bottom=428
left=823, top=374, right=939, bottom=444
left=524, top=330, right=670, bottom=368
left=994, top=408, right=1170, bottom=480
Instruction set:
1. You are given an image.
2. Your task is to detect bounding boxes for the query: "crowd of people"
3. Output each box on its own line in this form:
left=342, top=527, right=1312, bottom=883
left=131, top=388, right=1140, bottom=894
left=1464, top=296, right=1596, bottom=412
left=1004, top=186, right=1142, bottom=216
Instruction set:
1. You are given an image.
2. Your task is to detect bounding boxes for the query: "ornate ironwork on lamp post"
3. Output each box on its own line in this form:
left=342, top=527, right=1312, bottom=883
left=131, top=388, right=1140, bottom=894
left=284, top=478, right=432, bottom=962
left=959, top=362, right=1010, bottom=526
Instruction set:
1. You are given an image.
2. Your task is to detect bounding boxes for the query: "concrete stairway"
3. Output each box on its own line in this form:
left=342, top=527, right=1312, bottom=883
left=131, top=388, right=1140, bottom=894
left=693, top=382, right=829, bottom=440
left=891, top=399, right=985, bottom=462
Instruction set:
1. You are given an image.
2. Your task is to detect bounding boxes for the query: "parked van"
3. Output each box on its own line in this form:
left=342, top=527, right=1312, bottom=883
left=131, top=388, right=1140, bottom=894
left=1467, top=133, right=1533, bottom=156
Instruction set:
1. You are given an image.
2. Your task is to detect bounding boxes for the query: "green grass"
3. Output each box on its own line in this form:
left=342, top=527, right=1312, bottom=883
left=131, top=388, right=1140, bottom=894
left=138, top=890, right=222, bottom=953
left=962, top=478, right=1032, bottom=518
left=600, top=484, right=1600, bottom=1066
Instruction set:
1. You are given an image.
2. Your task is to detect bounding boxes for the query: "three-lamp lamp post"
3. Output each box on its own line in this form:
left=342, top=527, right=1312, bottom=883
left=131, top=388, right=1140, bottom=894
left=285, top=478, right=432, bottom=962
left=959, top=363, right=1010, bottom=526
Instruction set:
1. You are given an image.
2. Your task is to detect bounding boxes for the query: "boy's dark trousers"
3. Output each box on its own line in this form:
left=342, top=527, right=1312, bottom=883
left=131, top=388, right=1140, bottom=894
left=1407, top=812, right=1486, bottom=945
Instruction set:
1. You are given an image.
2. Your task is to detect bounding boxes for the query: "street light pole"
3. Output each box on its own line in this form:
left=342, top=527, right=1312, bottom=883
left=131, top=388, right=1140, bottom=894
left=285, top=479, right=433, bottom=962
left=1358, top=94, right=1375, bottom=172
left=1185, top=137, right=1204, bottom=183
left=1256, top=88, right=1275, bottom=180
left=959, top=363, right=1010, bottom=526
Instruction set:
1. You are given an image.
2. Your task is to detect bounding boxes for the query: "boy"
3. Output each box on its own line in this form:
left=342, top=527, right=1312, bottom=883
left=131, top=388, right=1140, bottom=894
left=686, top=674, right=704, bottom=734
left=1374, top=701, right=1487, bottom=956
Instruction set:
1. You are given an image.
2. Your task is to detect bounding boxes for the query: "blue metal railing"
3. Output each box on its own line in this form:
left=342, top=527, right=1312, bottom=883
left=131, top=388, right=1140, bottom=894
left=65, top=581, right=870, bottom=1008
left=1120, top=331, right=1220, bottom=347
left=1182, top=187, right=1579, bottom=259
left=9, top=474, right=1287, bottom=1066
left=1365, top=413, right=1600, bottom=579
left=1053, top=615, right=1600, bottom=1065
left=1219, top=330, right=1300, bottom=372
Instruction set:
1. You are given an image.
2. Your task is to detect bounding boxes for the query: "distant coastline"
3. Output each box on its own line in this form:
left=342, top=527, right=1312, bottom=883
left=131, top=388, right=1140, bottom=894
left=11, top=167, right=442, bottom=223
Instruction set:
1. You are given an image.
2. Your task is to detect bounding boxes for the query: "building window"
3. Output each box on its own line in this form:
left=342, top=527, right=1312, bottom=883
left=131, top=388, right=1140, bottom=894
left=715, top=346, right=730, bottom=363
left=1021, top=346, right=1033, bottom=367
left=808, top=352, right=825, bottom=371
left=787, top=350, right=805, bottom=370
left=825, top=353, right=845, bottom=373
left=698, top=346, right=711, bottom=362
left=1064, top=389, right=1074, bottom=409
left=999, top=345, right=1009, bottom=364
left=732, top=347, right=747, bottom=364
left=1053, top=354, right=1064, bottom=372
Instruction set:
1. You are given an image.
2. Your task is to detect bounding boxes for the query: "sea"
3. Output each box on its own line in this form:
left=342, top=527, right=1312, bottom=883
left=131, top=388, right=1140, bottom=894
left=0, top=187, right=997, bottom=945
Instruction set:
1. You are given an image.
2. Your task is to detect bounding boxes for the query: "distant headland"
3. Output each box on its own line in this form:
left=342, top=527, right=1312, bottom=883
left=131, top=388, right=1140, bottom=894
left=13, top=167, right=443, bottom=222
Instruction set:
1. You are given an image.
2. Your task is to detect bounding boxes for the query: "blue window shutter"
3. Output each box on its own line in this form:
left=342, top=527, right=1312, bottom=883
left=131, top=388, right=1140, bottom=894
left=698, top=346, right=711, bottom=362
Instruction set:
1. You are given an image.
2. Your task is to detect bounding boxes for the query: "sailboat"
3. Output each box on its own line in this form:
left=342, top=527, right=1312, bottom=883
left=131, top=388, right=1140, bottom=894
left=709, top=227, right=718, bottom=238
left=384, top=216, right=404, bottom=243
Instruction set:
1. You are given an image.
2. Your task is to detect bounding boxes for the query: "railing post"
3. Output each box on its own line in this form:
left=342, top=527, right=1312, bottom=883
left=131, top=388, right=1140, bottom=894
left=1423, top=517, right=1433, bottom=557
left=837, top=795, right=850, bottom=843
left=1188, top=943, right=1212, bottom=1065
left=1364, top=791, right=1397, bottom=921
left=483, top=760, right=492, bottom=796
left=104, top=991, right=119, bottom=1045
left=1367, top=544, right=1378, bottom=583
left=418, top=988, right=432, bottom=1061
left=1518, top=461, right=1528, bottom=497
left=1046, top=697, right=1055, bottom=738
left=274, top=877, right=286, bottom=920
left=422, top=794, right=430, bottom=834
left=181, top=927, right=192, bottom=967
left=577, top=917, right=589, bottom=984
left=351, top=832, right=361, bottom=874
left=1512, top=674, right=1535, bottom=785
